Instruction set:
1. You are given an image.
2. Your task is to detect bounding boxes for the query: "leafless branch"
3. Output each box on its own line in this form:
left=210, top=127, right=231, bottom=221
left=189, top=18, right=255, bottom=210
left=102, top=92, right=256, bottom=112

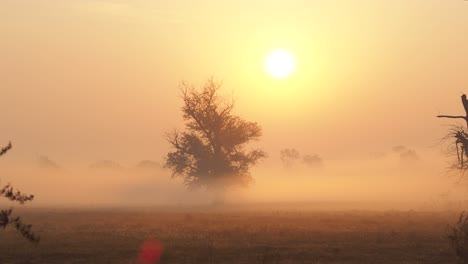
left=0, top=142, right=12, bottom=156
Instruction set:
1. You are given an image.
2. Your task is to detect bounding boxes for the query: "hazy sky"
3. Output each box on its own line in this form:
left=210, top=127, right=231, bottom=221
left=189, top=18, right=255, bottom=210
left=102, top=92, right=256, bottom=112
left=1, top=1, right=468, bottom=169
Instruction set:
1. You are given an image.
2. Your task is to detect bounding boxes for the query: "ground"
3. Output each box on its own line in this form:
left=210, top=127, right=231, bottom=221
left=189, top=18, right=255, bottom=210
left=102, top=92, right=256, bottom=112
left=0, top=207, right=460, bottom=263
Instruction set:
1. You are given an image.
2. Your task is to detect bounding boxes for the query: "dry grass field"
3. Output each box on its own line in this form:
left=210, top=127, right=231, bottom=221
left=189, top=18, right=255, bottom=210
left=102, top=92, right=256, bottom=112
left=0, top=207, right=461, bottom=264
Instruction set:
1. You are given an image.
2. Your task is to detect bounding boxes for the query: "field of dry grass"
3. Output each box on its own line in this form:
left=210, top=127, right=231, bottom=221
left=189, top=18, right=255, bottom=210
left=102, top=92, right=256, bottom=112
left=0, top=207, right=461, bottom=264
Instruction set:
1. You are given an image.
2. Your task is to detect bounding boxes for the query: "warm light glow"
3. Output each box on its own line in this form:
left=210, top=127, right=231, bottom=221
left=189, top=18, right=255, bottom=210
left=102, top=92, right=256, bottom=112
left=264, top=50, right=296, bottom=79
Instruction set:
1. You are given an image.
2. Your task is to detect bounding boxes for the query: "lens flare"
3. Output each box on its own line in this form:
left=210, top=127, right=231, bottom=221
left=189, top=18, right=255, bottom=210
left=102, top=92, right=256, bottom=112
left=138, top=240, right=164, bottom=264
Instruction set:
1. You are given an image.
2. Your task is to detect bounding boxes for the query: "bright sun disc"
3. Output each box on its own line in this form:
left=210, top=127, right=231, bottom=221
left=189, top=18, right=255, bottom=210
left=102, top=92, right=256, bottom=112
left=265, top=50, right=296, bottom=79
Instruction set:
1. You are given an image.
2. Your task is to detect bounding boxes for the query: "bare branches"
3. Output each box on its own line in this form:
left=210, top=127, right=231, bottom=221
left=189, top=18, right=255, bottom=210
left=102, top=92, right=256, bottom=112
left=0, top=141, right=12, bottom=156
left=0, top=140, right=39, bottom=243
left=438, top=94, right=468, bottom=128
left=437, top=115, right=467, bottom=119
left=0, top=208, right=39, bottom=243
left=441, top=126, right=468, bottom=175
left=180, top=80, right=220, bottom=152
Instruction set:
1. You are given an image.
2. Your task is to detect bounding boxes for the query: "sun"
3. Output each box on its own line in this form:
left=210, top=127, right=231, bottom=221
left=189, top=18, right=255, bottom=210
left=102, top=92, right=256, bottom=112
left=264, top=50, right=296, bottom=79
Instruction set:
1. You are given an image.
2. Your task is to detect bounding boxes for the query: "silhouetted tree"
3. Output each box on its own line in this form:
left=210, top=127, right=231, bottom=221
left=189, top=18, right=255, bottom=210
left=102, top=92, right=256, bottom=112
left=438, top=95, right=468, bottom=262
left=0, top=142, right=39, bottom=243
left=280, top=148, right=300, bottom=168
left=165, top=79, right=266, bottom=202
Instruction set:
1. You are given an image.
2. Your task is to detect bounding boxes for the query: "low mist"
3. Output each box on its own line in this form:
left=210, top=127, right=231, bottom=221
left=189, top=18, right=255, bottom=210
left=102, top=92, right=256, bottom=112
left=1, top=147, right=465, bottom=211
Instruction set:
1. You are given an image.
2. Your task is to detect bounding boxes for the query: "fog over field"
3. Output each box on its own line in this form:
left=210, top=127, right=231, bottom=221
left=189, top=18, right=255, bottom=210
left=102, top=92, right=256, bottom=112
left=0, top=147, right=464, bottom=209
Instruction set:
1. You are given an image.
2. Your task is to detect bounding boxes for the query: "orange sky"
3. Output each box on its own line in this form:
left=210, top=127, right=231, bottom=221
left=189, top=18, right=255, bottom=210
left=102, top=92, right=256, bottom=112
left=1, top=1, right=468, bottom=206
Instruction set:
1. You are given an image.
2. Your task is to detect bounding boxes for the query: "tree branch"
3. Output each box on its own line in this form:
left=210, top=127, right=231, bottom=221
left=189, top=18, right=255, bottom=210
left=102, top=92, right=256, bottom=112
left=182, top=87, right=218, bottom=153
left=437, top=115, right=467, bottom=119
left=0, top=142, right=12, bottom=156
left=437, top=95, right=468, bottom=128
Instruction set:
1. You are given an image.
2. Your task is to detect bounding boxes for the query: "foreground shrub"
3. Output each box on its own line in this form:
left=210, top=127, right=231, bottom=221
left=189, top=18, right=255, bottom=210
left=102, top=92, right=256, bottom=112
left=448, top=211, right=468, bottom=263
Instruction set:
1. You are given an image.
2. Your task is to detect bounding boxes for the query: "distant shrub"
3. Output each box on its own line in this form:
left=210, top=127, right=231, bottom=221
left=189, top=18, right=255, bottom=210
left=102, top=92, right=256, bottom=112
left=37, top=155, right=61, bottom=169
left=448, top=211, right=468, bottom=263
left=302, top=154, right=323, bottom=168
left=136, top=160, right=161, bottom=170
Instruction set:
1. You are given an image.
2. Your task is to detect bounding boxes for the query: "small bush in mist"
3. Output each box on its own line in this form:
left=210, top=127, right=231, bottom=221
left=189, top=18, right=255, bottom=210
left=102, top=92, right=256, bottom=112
left=0, top=142, right=39, bottom=243
left=302, top=154, right=323, bottom=168
left=280, top=148, right=300, bottom=168
left=135, top=160, right=161, bottom=170
left=392, top=145, right=407, bottom=153
left=392, top=145, right=420, bottom=166
left=280, top=148, right=323, bottom=169
left=37, top=155, right=60, bottom=169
